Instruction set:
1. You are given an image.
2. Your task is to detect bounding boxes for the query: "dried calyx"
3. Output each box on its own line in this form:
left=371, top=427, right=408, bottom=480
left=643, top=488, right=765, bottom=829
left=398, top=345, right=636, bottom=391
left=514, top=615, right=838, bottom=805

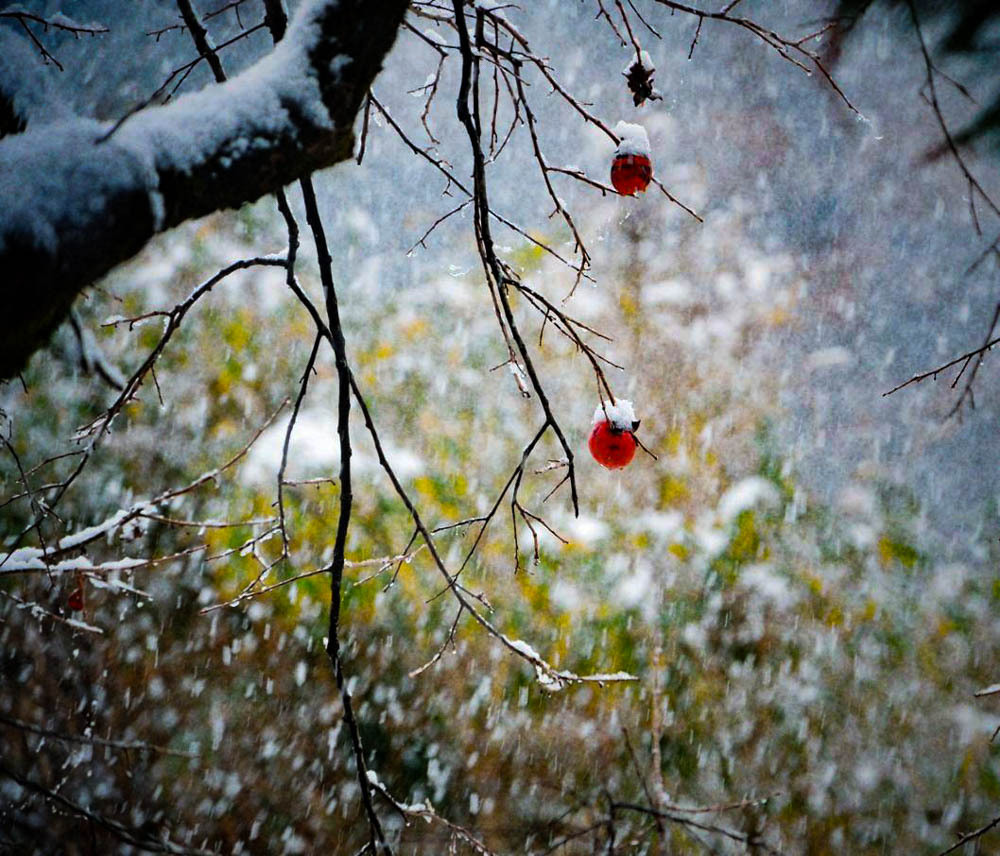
left=623, top=50, right=660, bottom=107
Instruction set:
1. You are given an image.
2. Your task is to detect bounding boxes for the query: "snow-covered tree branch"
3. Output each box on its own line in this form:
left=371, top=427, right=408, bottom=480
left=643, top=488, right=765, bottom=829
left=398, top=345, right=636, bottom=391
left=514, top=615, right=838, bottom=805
left=0, top=0, right=407, bottom=380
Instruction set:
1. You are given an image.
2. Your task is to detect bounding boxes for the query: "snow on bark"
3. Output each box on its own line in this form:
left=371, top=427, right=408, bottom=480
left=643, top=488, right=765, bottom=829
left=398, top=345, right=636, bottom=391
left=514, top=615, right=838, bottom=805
left=0, top=0, right=408, bottom=379
left=501, top=633, right=637, bottom=691
left=3, top=507, right=142, bottom=568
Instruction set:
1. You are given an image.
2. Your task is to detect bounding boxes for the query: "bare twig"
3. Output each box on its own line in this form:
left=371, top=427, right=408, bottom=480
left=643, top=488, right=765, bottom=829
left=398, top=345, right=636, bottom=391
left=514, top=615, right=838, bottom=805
left=0, top=761, right=212, bottom=855
left=936, top=812, right=1000, bottom=856
left=258, top=3, right=390, bottom=843
left=408, top=606, right=464, bottom=677
left=0, top=712, right=197, bottom=758
left=883, top=326, right=1000, bottom=400
left=647, top=0, right=860, bottom=115
left=611, top=801, right=783, bottom=855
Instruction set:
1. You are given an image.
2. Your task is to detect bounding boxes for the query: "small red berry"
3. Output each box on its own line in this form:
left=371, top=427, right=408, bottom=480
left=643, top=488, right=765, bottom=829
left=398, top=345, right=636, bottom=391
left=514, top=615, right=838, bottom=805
left=68, top=584, right=84, bottom=612
left=610, top=153, right=652, bottom=196
left=589, top=419, right=637, bottom=469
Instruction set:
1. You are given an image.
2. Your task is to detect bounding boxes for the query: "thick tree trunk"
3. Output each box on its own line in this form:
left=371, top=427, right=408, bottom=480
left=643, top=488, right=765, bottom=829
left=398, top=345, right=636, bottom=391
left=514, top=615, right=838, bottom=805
left=0, top=0, right=408, bottom=380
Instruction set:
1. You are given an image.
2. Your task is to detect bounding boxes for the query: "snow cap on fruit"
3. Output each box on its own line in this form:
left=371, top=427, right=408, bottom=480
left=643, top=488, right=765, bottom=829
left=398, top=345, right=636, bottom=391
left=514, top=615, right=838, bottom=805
left=593, top=399, right=637, bottom=432
left=613, top=121, right=651, bottom=159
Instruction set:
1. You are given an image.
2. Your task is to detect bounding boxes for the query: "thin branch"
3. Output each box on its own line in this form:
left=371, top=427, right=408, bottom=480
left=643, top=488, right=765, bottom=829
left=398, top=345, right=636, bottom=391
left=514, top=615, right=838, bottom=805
left=945, top=300, right=1000, bottom=418
left=99, top=22, right=267, bottom=140
left=198, top=547, right=426, bottom=614
left=350, top=354, right=635, bottom=690
left=0, top=10, right=107, bottom=71
left=175, top=0, right=226, bottom=84
left=936, top=813, right=1000, bottom=856
left=203, top=0, right=250, bottom=25
left=451, top=1, right=579, bottom=518
left=907, top=0, right=1000, bottom=225
left=367, top=773, right=496, bottom=855
left=0, top=762, right=212, bottom=855
left=276, top=332, right=321, bottom=554
left=2, top=400, right=285, bottom=573
left=369, top=93, right=590, bottom=278
left=883, top=329, right=1000, bottom=398
left=647, top=0, right=860, bottom=115
left=611, top=801, right=784, bottom=855
left=0, top=712, right=196, bottom=758
left=0, top=10, right=108, bottom=35
left=259, top=3, right=390, bottom=843
left=408, top=606, right=463, bottom=677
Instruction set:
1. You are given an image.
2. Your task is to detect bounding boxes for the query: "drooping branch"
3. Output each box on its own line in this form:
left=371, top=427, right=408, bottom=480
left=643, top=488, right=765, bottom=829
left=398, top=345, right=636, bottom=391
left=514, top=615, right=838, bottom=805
left=450, top=0, right=580, bottom=517
left=645, top=0, right=861, bottom=115
left=0, top=0, right=408, bottom=380
left=298, top=170, right=390, bottom=853
left=0, top=10, right=108, bottom=72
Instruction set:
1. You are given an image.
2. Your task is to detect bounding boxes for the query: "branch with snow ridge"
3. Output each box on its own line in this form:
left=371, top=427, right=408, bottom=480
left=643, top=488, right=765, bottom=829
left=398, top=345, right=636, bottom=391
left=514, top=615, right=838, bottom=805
left=0, top=0, right=408, bottom=379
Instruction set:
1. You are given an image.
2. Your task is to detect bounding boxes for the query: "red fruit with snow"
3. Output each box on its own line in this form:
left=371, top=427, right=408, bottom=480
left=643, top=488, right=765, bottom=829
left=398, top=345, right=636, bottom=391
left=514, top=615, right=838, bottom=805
left=588, top=400, right=639, bottom=470
left=611, top=121, right=652, bottom=196
left=589, top=420, right=637, bottom=469
left=611, top=154, right=652, bottom=196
